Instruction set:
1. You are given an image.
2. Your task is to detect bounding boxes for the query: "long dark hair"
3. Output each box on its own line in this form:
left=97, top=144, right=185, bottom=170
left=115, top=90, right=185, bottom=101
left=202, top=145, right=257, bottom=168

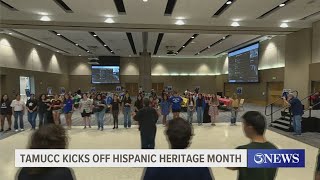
left=1, top=94, right=9, bottom=103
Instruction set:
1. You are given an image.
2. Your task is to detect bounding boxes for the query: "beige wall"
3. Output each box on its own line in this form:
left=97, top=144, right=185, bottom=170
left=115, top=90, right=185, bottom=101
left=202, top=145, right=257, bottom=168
left=284, top=28, right=312, bottom=100
left=312, top=20, right=320, bottom=63
left=0, top=34, right=69, bottom=96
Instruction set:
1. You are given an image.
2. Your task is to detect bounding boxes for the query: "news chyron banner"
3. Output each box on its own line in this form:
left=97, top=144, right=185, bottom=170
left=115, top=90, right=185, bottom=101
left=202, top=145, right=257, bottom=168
left=15, top=149, right=305, bottom=168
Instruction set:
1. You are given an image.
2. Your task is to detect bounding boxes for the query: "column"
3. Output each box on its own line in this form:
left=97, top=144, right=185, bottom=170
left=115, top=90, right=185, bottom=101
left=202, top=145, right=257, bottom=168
left=284, top=28, right=312, bottom=102
left=139, top=51, right=152, bottom=92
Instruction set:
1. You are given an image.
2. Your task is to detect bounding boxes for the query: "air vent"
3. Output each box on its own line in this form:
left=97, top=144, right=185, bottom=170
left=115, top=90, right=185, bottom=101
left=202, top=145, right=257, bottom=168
left=153, top=33, right=164, bottom=55
left=164, top=0, right=177, bottom=16
left=0, top=0, right=18, bottom=11
left=53, top=0, right=73, bottom=13
left=114, top=0, right=126, bottom=15
left=126, top=33, right=137, bottom=55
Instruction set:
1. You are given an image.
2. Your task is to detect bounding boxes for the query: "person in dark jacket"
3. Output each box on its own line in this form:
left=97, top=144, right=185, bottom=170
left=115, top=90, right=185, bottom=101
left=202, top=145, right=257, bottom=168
left=0, top=94, right=12, bottom=132
left=142, top=118, right=214, bottom=180
left=38, top=94, right=51, bottom=127
left=133, top=98, right=159, bottom=149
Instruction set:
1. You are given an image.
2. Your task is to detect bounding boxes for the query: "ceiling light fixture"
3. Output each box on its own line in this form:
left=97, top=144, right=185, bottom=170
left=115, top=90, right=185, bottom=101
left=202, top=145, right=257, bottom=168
left=40, top=16, right=51, bottom=21
left=57, top=50, right=60, bottom=52
left=143, top=0, right=148, bottom=2
left=208, top=46, right=211, bottom=48
left=222, top=36, right=226, bottom=39
left=37, top=44, right=41, bottom=46
left=104, top=18, right=115, bottom=23
left=111, top=51, right=114, bottom=53
left=280, top=22, right=288, bottom=28
left=38, top=12, right=49, bottom=16
left=191, top=36, right=195, bottom=39
left=87, top=50, right=90, bottom=53
left=279, top=3, right=285, bottom=7
left=231, top=22, right=240, bottom=27
left=93, top=34, right=97, bottom=37
left=226, top=1, right=232, bottom=5
left=75, top=43, right=79, bottom=46
left=9, top=33, right=12, bottom=35
left=175, top=20, right=185, bottom=25
left=104, top=44, right=107, bottom=46
left=57, top=33, right=61, bottom=36
left=182, top=45, right=185, bottom=48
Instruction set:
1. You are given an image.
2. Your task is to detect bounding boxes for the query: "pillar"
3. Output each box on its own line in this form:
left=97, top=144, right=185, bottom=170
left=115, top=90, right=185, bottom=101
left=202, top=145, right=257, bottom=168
left=284, top=28, right=312, bottom=103
left=139, top=51, right=152, bottom=92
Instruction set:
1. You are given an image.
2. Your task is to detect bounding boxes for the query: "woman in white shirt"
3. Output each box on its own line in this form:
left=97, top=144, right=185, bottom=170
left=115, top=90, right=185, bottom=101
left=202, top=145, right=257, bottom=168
left=79, top=93, right=93, bottom=129
left=10, top=94, right=25, bottom=131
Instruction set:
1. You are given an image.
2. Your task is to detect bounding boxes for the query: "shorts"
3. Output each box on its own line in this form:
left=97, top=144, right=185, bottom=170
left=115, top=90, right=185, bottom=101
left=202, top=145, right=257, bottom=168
left=52, top=109, right=61, bottom=113
left=81, top=112, right=91, bottom=117
left=64, top=110, right=73, bottom=114
left=172, top=109, right=181, bottom=113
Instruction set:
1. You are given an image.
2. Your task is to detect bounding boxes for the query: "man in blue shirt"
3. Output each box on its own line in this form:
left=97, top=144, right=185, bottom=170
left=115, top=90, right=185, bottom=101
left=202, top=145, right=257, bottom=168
left=169, top=91, right=183, bottom=119
left=142, top=118, right=214, bottom=180
left=283, top=93, right=304, bottom=136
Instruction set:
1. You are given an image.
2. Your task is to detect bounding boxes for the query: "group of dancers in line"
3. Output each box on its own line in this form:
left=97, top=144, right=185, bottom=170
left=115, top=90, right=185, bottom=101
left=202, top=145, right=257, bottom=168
left=0, top=88, right=241, bottom=132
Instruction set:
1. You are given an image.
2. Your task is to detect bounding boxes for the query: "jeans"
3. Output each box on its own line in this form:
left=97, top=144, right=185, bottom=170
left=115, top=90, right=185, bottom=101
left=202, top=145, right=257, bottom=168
left=123, top=107, right=131, bottom=128
left=292, top=115, right=302, bottom=135
left=196, top=107, right=204, bottom=124
left=27, top=111, right=37, bottom=129
left=95, top=110, right=105, bottom=129
left=38, top=111, right=48, bottom=127
left=14, top=111, right=24, bottom=130
left=112, top=110, right=119, bottom=127
left=231, top=108, right=238, bottom=124
left=141, top=131, right=156, bottom=149
left=187, top=107, right=194, bottom=124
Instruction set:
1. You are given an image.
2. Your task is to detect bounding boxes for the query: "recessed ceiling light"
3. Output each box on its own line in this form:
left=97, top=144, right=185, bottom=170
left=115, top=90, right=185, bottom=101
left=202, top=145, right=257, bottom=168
left=182, top=45, right=185, bottom=48
left=87, top=50, right=90, bottom=53
left=37, top=44, right=41, bottom=46
left=222, top=36, right=226, bottom=39
left=191, top=41, right=196, bottom=43
left=208, top=46, right=211, bottom=48
left=8, top=32, right=12, bottom=35
left=176, top=52, right=179, bottom=54
left=191, top=36, right=195, bottom=39
left=104, top=18, right=115, bottom=23
left=57, top=50, right=59, bottom=52
left=75, top=43, right=79, bottom=46
left=129, top=55, right=132, bottom=57
left=226, top=1, right=232, bottom=5
left=78, top=55, right=81, bottom=56
left=93, top=34, right=97, bottom=37
left=143, top=0, right=148, bottom=2
left=104, top=44, right=107, bottom=47
left=279, top=3, right=285, bottom=7
left=175, top=20, right=185, bottom=25
left=111, top=51, right=114, bottom=53
left=38, top=12, right=48, bottom=16
left=40, top=16, right=51, bottom=21
left=231, top=22, right=240, bottom=27
left=280, top=23, right=288, bottom=28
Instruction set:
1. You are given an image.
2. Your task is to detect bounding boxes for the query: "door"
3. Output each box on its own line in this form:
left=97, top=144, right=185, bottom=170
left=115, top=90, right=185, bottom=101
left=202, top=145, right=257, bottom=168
left=224, top=83, right=232, bottom=97
left=152, top=83, right=164, bottom=95
left=311, top=81, right=320, bottom=93
left=125, top=83, right=138, bottom=96
left=267, top=82, right=284, bottom=106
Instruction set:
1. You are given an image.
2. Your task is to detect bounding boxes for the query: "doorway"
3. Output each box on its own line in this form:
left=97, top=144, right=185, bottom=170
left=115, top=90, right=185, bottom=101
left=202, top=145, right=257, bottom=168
left=125, top=83, right=138, bottom=96
left=267, top=82, right=284, bottom=106
left=19, top=76, right=35, bottom=102
left=311, top=81, right=320, bottom=93
left=152, top=83, right=164, bottom=95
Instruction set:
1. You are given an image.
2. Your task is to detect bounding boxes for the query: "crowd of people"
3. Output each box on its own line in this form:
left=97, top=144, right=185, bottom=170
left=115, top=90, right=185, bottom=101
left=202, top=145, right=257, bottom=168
left=0, top=88, right=242, bottom=132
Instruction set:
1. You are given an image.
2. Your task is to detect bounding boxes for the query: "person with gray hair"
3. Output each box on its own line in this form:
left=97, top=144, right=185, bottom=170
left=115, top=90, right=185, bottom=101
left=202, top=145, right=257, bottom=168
left=283, top=93, right=304, bottom=136
left=133, top=98, right=159, bottom=149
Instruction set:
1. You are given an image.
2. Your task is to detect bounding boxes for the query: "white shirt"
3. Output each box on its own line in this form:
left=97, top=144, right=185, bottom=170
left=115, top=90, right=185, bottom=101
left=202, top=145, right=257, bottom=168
left=11, top=99, right=24, bottom=111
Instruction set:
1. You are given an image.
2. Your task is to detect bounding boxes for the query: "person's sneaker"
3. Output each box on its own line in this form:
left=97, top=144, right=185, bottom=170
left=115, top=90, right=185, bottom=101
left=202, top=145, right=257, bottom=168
left=15, top=129, right=19, bottom=132
left=83, top=126, right=87, bottom=129
left=100, top=128, right=103, bottom=131
left=97, top=127, right=100, bottom=130
left=5, top=128, right=11, bottom=132
left=20, top=129, right=24, bottom=131
left=113, top=127, right=115, bottom=129
left=116, top=126, right=118, bottom=129
left=89, top=125, right=92, bottom=128
left=211, top=123, right=216, bottom=126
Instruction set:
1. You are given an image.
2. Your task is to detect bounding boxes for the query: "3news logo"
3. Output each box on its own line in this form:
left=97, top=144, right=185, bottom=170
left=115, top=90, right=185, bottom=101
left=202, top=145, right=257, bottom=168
left=247, top=149, right=305, bottom=168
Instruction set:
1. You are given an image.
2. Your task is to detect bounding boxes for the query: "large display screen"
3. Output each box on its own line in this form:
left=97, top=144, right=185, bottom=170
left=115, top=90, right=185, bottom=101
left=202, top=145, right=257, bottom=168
left=228, top=43, right=259, bottom=83
left=91, top=66, right=120, bottom=84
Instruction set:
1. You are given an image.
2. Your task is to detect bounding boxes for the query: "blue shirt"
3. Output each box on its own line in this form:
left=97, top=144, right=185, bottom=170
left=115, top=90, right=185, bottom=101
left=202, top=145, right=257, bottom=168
left=160, top=100, right=170, bottom=115
left=289, top=98, right=304, bottom=116
left=64, top=99, right=73, bottom=113
left=106, top=96, right=113, bottom=105
left=143, top=167, right=213, bottom=180
left=170, top=96, right=183, bottom=110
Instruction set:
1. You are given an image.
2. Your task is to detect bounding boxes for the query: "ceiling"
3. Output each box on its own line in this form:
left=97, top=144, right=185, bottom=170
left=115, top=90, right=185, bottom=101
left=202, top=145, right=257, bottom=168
left=0, top=0, right=319, bottom=57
